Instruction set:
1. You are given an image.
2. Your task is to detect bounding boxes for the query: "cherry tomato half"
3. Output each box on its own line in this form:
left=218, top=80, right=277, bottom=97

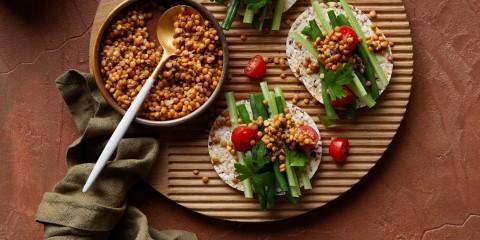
left=330, top=86, right=353, bottom=108
left=231, top=126, right=259, bottom=152
left=244, top=55, right=267, bottom=79
left=299, top=125, right=320, bottom=152
left=338, top=26, right=359, bottom=51
left=329, top=137, right=349, bottom=163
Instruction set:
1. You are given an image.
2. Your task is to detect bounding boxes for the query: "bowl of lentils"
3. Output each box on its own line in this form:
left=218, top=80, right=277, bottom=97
left=91, top=0, right=228, bottom=127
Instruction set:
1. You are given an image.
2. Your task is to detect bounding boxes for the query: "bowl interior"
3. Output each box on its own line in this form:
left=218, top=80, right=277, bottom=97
left=91, top=0, right=228, bottom=127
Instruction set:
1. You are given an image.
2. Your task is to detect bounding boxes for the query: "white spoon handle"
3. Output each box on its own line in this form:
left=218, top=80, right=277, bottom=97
left=82, top=55, right=169, bottom=192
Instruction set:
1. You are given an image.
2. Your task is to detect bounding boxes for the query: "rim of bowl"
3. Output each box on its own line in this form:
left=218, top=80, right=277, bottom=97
left=91, top=0, right=229, bottom=127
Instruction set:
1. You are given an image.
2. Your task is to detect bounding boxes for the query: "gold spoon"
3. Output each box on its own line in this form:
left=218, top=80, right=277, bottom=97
left=83, top=5, right=202, bottom=192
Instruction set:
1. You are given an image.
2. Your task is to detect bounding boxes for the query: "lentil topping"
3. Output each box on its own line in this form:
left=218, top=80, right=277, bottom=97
left=366, top=24, right=393, bottom=54
left=313, top=26, right=364, bottom=72
left=286, top=3, right=394, bottom=108
left=207, top=100, right=322, bottom=192
left=99, top=5, right=223, bottom=121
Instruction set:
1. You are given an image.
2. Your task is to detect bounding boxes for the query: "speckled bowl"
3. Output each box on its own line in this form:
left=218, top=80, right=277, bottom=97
left=90, top=0, right=228, bottom=127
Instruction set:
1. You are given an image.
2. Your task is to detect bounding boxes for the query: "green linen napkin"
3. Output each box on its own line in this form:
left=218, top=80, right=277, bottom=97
left=36, top=70, right=197, bottom=240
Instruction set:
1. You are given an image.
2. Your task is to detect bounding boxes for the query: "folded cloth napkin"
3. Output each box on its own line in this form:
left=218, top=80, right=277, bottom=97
left=36, top=70, right=197, bottom=240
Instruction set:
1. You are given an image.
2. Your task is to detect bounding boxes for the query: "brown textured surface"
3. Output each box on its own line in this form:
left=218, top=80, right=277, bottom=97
left=90, top=0, right=413, bottom=222
left=0, top=0, right=480, bottom=238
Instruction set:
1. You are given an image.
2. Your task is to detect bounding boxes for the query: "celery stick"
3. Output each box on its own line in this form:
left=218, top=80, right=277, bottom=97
left=297, top=167, right=312, bottom=190
left=338, top=0, right=365, bottom=39
left=293, top=32, right=319, bottom=59
left=249, top=94, right=259, bottom=119
left=237, top=104, right=251, bottom=123
left=274, top=161, right=289, bottom=192
left=312, top=1, right=332, bottom=32
left=285, top=162, right=297, bottom=187
left=320, top=79, right=339, bottom=120
left=252, top=93, right=269, bottom=120
left=358, top=93, right=375, bottom=108
left=351, top=72, right=377, bottom=107
left=275, top=96, right=284, bottom=112
left=225, top=92, right=253, bottom=198
left=355, top=70, right=367, bottom=87
left=352, top=73, right=367, bottom=96
left=273, top=87, right=287, bottom=110
left=226, top=92, right=239, bottom=124
left=291, top=186, right=301, bottom=197
left=270, top=91, right=278, bottom=113
left=339, top=0, right=388, bottom=86
left=338, top=13, right=379, bottom=96
left=222, top=0, right=240, bottom=30
left=357, top=45, right=380, bottom=99
left=284, top=147, right=302, bottom=197
left=272, top=0, right=285, bottom=30
left=286, top=189, right=299, bottom=204
left=286, top=164, right=300, bottom=197
left=260, top=82, right=279, bottom=116
left=370, top=78, right=380, bottom=100
left=256, top=6, right=268, bottom=31
left=347, top=82, right=375, bottom=107
left=274, top=87, right=287, bottom=112
left=243, top=8, right=255, bottom=24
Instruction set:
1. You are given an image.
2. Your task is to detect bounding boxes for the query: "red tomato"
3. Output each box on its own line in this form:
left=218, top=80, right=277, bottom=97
left=244, top=55, right=267, bottom=79
left=298, top=125, right=320, bottom=152
left=231, top=126, right=259, bottom=152
left=330, top=86, right=353, bottom=108
left=338, top=26, right=359, bottom=51
left=329, top=137, right=349, bottom=163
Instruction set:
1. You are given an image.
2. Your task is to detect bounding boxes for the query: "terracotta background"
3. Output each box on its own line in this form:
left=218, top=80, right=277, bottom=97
left=1, top=0, right=480, bottom=239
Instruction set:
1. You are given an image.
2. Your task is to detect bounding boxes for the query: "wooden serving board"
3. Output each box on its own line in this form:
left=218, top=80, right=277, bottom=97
left=90, top=0, right=413, bottom=222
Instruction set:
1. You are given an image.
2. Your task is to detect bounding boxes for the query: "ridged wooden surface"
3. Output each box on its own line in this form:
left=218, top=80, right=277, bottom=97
left=90, top=0, right=413, bottom=222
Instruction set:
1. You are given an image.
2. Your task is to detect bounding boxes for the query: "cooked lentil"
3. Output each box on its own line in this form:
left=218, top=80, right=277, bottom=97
left=366, top=24, right=392, bottom=54
left=212, top=155, right=220, bottom=164
left=260, top=111, right=317, bottom=161
left=231, top=178, right=240, bottom=184
left=202, top=176, right=209, bottom=183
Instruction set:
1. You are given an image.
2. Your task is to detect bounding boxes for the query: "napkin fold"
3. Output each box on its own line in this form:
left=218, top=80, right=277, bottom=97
left=36, top=70, right=197, bottom=240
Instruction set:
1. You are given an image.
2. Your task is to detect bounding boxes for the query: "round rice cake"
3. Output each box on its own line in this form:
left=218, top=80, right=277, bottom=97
left=208, top=100, right=322, bottom=192
left=286, top=2, right=393, bottom=108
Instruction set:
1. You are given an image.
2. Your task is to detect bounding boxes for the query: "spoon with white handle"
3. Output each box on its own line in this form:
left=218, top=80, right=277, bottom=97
left=83, top=5, right=201, bottom=192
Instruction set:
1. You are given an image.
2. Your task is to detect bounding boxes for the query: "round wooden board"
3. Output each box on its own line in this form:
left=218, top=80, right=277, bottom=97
left=89, top=0, right=413, bottom=222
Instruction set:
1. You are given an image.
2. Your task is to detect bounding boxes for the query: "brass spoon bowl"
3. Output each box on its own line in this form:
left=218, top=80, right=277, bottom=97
left=90, top=0, right=228, bottom=127
left=156, top=6, right=202, bottom=72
